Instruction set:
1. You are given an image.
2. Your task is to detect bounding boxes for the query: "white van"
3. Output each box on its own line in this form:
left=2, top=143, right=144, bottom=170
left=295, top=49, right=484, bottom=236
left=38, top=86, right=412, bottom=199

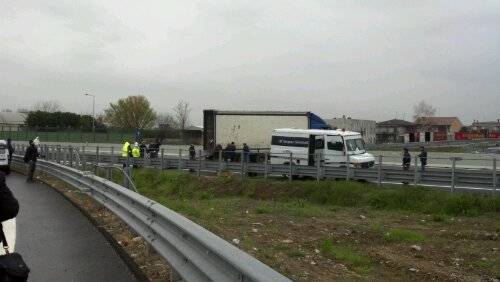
left=0, top=140, right=10, bottom=174
left=270, top=128, right=375, bottom=168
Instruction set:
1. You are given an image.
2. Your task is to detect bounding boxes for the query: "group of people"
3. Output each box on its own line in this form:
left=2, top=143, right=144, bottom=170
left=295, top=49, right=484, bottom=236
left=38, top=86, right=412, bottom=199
left=208, top=142, right=250, bottom=162
left=121, top=139, right=161, bottom=160
left=402, top=146, right=428, bottom=171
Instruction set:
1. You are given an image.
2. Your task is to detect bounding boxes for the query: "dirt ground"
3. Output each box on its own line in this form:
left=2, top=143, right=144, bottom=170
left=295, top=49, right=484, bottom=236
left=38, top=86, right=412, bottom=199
left=194, top=204, right=499, bottom=281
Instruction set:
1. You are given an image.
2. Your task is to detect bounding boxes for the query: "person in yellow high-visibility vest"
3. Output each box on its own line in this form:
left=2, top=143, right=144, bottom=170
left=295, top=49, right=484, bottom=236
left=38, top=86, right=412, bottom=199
left=121, top=141, right=131, bottom=167
left=122, top=141, right=131, bottom=157
left=131, top=142, right=141, bottom=168
left=132, top=142, right=141, bottom=158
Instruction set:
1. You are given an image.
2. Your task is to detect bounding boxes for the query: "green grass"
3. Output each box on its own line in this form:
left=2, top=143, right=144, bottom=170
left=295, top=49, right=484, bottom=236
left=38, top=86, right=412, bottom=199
left=127, top=168, right=500, bottom=218
left=319, top=240, right=372, bottom=272
left=383, top=228, right=425, bottom=243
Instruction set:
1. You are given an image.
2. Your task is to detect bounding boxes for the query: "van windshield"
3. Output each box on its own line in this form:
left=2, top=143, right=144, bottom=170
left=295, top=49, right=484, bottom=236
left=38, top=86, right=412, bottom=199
left=345, top=138, right=366, bottom=153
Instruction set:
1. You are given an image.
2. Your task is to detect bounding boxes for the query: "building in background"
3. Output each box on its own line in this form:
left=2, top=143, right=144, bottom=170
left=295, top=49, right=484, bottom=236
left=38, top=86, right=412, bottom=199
left=457, top=120, right=500, bottom=140
left=414, top=117, right=463, bottom=141
left=375, top=119, right=416, bottom=144
left=0, top=112, right=27, bottom=132
left=325, top=116, right=376, bottom=144
left=469, top=120, right=500, bottom=133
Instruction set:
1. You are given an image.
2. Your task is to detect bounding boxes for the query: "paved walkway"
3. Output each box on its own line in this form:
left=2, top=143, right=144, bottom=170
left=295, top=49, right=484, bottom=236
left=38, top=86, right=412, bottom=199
left=6, top=173, right=135, bottom=282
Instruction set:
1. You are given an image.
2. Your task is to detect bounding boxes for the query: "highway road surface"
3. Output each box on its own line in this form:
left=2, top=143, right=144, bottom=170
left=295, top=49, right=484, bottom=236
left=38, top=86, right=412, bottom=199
left=6, top=173, right=136, bottom=282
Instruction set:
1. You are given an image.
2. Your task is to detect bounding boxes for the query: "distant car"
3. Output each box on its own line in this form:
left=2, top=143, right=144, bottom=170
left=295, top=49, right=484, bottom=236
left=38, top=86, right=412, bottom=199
left=0, top=140, right=10, bottom=174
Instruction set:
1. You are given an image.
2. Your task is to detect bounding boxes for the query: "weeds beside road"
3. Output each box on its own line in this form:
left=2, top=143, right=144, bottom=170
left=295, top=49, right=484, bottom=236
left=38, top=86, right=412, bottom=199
left=105, top=168, right=499, bottom=281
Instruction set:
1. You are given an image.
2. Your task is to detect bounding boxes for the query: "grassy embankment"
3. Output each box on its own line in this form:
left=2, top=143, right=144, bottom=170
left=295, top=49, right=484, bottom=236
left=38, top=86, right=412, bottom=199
left=101, top=168, right=500, bottom=280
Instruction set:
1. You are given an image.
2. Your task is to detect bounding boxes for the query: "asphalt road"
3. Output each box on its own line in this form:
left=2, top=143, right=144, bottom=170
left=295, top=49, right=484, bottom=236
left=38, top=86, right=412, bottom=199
left=6, top=173, right=136, bottom=282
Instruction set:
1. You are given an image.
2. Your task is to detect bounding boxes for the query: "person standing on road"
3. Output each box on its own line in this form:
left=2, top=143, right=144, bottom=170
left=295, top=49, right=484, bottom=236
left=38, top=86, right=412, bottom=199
left=418, top=146, right=427, bottom=172
left=242, top=143, right=250, bottom=162
left=23, top=140, right=39, bottom=182
left=228, top=142, right=236, bottom=162
left=139, top=141, right=147, bottom=158
left=213, top=144, right=222, bottom=160
left=189, top=145, right=196, bottom=160
left=121, top=141, right=131, bottom=168
left=402, top=148, right=411, bottom=171
left=132, top=142, right=141, bottom=158
left=6, top=138, right=14, bottom=165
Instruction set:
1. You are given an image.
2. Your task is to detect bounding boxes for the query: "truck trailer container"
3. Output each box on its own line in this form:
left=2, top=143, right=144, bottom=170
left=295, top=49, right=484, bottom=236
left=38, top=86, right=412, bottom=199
left=203, top=110, right=330, bottom=151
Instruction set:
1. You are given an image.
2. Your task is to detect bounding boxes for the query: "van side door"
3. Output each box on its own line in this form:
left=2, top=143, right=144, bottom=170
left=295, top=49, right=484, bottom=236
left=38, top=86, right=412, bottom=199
left=325, top=135, right=346, bottom=166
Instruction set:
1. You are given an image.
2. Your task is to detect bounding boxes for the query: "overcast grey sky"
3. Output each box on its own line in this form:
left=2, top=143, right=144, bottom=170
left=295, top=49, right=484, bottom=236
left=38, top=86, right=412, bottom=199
left=1, top=1, right=499, bottom=125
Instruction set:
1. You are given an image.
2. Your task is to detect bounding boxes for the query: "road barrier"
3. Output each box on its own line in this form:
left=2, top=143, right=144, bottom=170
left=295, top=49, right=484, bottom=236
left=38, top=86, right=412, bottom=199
left=11, top=154, right=291, bottom=282
left=16, top=144, right=499, bottom=194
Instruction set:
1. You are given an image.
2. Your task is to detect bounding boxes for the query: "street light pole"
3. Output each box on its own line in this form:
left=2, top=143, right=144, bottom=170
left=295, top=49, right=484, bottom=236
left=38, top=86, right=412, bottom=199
left=84, top=93, right=96, bottom=142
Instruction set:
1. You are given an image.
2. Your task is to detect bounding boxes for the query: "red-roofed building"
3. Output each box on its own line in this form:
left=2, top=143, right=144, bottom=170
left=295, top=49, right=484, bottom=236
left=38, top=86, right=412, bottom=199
left=414, top=117, right=463, bottom=141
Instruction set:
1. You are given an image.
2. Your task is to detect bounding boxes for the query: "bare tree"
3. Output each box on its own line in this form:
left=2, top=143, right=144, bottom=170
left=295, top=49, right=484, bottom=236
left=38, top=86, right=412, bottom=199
left=413, top=100, right=436, bottom=121
left=33, top=100, right=63, bottom=113
left=156, top=113, right=179, bottom=129
left=173, top=100, right=191, bottom=130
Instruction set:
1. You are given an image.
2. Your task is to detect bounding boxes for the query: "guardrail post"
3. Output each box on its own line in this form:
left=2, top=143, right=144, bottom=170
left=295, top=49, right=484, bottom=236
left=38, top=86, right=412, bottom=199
left=346, top=153, right=350, bottom=181
left=57, top=145, right=61, bottom=164
left=413, top=157, right=418, bottom=186
left=69, top=146, right=73, bottom=168
left=106, top=167, right=112, bottom=180
left=451, top=157, right=456, bottom=193
left=123, top=166, right=130, bottom=189
left=493, top=158, right=497, bottom=195
left=198, top=149, right=202, bottom=178
left=377, top=155, right=382, bottom=186
left=316, top=152, right=321, bottom=182
left=95, top=146, right=100, bottom=174
left=289, top=152, right=293, bottom=182
left=264, top=152, right=268, bottom=180
left=82, top=146, right=86, bottom=171
left=111, top=147, right=115, bottom=164
left=160, top=148, right=165, bottom=170
left=218, top=150, right=223, bottom=175
left=240, top=150, right=245, bottom=180
left=178, top=149, right=182, bottom=170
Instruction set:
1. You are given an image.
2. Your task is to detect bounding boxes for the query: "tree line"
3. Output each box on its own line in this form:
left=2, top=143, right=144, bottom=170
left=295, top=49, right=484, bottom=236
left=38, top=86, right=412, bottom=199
left=25, top=96, right=191, bottom=131
left=25, top=111, right=104, bottom=131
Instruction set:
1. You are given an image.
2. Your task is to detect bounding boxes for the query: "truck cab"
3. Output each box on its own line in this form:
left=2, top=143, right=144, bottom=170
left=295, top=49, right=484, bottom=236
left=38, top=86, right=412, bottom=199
left=270, top=129, right=375, bottom=168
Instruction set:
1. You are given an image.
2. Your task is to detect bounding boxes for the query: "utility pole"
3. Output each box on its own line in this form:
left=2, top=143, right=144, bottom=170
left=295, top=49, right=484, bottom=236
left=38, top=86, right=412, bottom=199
left=84, top=93, right=96, bottom=142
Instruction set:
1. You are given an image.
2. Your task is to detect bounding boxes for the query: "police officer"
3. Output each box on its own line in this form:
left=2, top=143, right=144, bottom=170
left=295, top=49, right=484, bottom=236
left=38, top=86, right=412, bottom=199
left=121, top=140, right=131, bottom=167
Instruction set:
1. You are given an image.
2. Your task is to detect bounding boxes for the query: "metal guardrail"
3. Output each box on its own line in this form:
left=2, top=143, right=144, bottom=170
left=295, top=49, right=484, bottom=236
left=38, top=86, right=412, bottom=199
left=11, top=155, right=291, bottom=282
left=18, top=143, right=499, bottom=193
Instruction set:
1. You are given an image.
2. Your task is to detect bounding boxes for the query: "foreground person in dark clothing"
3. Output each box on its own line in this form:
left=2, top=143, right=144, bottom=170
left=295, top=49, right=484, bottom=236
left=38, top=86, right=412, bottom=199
left=0, top=171, right=19, bottom=222
left=23, top=140, right=39, bottom=183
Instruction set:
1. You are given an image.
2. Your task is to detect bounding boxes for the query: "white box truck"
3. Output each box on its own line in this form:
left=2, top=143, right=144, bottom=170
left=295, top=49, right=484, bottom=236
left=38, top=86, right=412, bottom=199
left=203, top=110, right=330, bottom=151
